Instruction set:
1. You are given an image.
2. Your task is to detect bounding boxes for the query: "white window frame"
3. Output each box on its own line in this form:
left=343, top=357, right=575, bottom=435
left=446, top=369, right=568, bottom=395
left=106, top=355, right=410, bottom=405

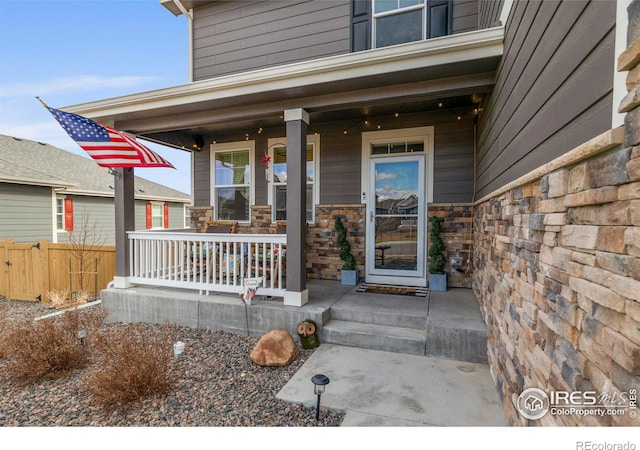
left=361, top=126, right=434, bottom=204
left=184, top=205, right=191, bottom=228
left=55, top=196, right=65, bottom=232
left=209, top=140, right=255, bottom=223
left=373, top=0, right=426, bottom=48
left=267, top=135, right=320, bottom=224
left=150, top=202, right=165, bottom=229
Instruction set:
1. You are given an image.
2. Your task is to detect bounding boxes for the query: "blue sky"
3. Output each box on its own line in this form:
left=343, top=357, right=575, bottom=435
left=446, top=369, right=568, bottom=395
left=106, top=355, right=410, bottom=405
left=0, top=0, right=192, bottom=194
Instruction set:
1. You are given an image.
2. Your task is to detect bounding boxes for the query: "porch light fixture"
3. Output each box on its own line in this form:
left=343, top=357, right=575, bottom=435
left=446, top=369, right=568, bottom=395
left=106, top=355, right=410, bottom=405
left=311, top=373, right=330, bottom=421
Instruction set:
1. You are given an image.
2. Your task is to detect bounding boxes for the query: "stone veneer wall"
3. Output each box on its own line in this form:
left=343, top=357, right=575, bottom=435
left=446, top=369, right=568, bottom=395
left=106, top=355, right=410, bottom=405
left=189, top=206, right=213, bottom=231
left=473, top=8, right=640, bottom=425
left=307, top=204, right=365, bottom=281
left=428, top=204, right=473, bottom=288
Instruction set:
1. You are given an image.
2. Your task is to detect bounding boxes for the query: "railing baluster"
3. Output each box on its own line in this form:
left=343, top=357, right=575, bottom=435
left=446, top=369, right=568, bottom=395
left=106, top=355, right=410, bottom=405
left=126, top=231, right=285, bottom=296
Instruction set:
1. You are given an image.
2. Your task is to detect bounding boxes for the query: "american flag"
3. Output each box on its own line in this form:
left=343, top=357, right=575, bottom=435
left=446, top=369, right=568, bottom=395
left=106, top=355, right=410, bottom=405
left=45, top=106, right=175, bottom=169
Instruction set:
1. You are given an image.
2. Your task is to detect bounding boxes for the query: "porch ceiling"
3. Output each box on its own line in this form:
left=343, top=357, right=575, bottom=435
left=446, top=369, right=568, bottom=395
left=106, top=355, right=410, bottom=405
left=62, top=27, right=504, bottom=150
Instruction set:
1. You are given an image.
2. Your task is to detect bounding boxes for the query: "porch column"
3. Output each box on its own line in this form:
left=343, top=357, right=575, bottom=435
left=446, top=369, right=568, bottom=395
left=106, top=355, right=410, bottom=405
left=113, top=167, right=135, bottom=288
left=283, top=108, right=309, bottom=306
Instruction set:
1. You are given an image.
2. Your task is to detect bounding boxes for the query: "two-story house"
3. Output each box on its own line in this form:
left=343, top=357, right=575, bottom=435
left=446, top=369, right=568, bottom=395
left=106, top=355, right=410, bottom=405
left=59, top=0, right=640, bottom=426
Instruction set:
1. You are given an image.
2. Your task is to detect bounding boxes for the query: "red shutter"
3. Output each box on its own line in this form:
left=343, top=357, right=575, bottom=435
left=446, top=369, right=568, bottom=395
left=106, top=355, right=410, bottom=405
left=163, top=204, right=169, bottom=228
left=146, top=203, right=152, bottom=229
left=64, top=198, right=74, bottom=231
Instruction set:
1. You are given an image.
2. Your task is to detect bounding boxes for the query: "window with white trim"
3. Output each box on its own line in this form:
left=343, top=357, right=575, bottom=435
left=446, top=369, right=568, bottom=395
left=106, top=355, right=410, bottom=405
left=373, top=0, right=451, bottom=48
left=146, top=202, right=168, bottom=229
left=56, top=196, right=73, bottom=231
left=151, top=203, right=164, bottom=228
left=267, top=135, right=319, bottom=223
left=184, top=205, right=191, bottom=228
left=211, top=142, right=253, bottom=222
left=56, top=197, right=64, bottom=231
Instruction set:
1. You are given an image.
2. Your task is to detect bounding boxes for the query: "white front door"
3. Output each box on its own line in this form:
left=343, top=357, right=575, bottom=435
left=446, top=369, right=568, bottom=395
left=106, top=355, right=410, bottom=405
left=362, top=126, right=434, bottom=287
left=366, top=154, right=427, bottom=286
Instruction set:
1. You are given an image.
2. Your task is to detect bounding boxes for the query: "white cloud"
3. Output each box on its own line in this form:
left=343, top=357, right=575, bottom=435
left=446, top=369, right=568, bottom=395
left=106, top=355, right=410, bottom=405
left=376, top=171, right=396, bottom=182
left=0, top=75, right=161, bottom=98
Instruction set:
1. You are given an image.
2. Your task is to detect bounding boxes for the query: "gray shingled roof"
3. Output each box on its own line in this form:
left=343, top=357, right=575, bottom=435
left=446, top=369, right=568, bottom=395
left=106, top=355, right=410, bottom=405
left=0, top=134, right=190, bottom=202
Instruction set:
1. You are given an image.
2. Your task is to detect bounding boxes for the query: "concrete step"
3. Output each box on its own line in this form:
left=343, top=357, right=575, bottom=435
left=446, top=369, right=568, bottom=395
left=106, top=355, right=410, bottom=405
left=322, top=320, right=428, bottom=355
left=424, top=319, right=488, bottom=364
left=321, top=318, right=488, bottom=363
left=329, top=302, right=428, bottom=330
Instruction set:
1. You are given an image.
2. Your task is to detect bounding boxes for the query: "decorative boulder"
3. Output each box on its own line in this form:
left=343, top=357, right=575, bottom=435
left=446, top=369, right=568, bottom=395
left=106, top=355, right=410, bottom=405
left=250, top=328, right=300, bottom=367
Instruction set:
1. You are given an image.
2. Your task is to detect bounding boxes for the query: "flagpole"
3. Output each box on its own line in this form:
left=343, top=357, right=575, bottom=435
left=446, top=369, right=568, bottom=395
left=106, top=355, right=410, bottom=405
left=36, top=96, right=48, bottom=108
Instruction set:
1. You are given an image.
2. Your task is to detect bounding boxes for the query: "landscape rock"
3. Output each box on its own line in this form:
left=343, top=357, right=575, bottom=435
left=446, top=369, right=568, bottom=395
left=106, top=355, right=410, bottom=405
left=250, top=328, right=299, bottom=367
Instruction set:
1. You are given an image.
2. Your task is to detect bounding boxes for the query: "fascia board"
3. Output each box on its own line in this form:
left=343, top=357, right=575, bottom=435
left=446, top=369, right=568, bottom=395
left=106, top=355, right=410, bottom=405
left=62, top=188, right=191, bottom=203
left=0, top=176, right=75, bottom=189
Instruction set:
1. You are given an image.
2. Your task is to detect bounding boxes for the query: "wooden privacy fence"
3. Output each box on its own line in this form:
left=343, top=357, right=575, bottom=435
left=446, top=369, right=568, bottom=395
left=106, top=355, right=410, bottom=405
left=0, top=238, right=115, bottom=302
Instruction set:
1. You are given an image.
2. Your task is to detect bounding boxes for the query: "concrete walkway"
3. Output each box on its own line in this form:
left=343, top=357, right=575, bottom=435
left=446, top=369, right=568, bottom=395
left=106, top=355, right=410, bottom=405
left=277, top=343, right=508, bottom=426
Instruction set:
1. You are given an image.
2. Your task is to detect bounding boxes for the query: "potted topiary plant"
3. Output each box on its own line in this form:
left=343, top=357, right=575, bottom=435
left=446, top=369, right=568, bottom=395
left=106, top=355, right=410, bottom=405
left=335, top=216, right=359, bottom=285
left=428, top=216, right=447, bottom=291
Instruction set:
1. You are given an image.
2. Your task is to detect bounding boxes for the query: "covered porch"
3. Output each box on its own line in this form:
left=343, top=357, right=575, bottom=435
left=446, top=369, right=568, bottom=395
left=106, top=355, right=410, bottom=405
left=63, top=27, right=504, bottom=302
left=100, top=279, right=487, bottom=364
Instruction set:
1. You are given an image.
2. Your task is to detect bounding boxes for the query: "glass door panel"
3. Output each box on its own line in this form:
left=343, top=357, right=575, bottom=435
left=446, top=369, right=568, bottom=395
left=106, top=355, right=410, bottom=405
left=367, top=155, right=425, bottom=282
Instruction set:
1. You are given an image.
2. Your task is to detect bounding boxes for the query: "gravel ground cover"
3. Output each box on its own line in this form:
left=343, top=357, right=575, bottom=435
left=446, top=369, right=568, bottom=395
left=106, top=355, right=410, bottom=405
left=0, top=299, right=345, bottom=427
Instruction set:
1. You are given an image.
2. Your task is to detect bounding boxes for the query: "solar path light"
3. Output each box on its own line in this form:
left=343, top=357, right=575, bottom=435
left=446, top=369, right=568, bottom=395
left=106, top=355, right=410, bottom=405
left=311, top=373, right=330, bottom=421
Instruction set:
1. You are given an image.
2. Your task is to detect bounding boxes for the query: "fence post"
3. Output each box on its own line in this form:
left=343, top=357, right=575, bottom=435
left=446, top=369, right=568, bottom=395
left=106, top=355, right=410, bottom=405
left=0, top=238, right=10, bottom=299
left=38, top=239, right=50, bottom=303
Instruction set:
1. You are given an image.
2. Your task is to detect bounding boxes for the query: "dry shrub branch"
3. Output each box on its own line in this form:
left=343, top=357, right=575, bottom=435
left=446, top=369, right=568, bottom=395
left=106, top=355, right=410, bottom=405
left=85, top=323, right=178, bottom=408
left=2, top=308, right=107, bottom=383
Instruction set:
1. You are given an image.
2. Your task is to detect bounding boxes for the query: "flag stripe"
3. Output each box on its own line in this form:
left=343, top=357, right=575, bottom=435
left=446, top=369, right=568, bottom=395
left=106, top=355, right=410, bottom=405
left=45, top=106, right=175, bottom=169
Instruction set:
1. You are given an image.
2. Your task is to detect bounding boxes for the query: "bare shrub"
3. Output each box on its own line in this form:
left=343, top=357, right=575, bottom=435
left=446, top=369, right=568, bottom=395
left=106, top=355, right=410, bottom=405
left=2, top=308, right=107, bottom=383
left=46, top=288, right=69, bottom=309
left=74, top=289, right=91, bottom=305
left=47, top=288, right=88, bottom=310
left=85, top=323, right=178, bottom=408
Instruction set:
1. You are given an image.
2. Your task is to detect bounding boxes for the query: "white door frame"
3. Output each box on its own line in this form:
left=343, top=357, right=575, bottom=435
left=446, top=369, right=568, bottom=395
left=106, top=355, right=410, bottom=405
left=361, top=126, right=434, bottom=287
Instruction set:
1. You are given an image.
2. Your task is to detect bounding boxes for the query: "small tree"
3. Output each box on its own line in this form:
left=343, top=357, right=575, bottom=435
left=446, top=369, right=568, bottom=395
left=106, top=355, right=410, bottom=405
left=334, top=216, right=356, bottom=271
left=65, top=210, right=104, bottom=298
left=428, top=216, right=446, bottom=274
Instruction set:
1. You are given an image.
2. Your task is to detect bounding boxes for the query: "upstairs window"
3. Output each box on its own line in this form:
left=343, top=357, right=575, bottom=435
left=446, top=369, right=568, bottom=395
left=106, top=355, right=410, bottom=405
left=373, top=0, right=451, bottom=48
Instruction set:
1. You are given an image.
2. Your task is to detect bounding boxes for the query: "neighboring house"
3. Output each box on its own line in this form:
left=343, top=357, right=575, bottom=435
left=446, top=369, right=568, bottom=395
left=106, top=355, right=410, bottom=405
left=60, top=0, right=639, bottom=426
left=0, top=134, right=191, bottom=245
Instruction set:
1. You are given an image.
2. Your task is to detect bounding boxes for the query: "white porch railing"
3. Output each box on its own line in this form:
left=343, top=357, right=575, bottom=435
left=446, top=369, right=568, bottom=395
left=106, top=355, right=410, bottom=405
left=128, top=231, right=286, bottom=297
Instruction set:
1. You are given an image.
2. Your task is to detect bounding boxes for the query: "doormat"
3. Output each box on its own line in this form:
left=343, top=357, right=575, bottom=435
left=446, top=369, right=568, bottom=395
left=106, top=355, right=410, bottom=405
left=355, top=283, right=428, bottom=297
